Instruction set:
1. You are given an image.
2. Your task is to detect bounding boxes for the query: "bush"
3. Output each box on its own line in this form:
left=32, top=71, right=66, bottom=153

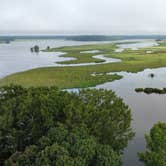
left=135, top=88, right=144, bottom=92
left=138, top=122, right=166, bottom=166
left=135, top=87, right=166, bottom=94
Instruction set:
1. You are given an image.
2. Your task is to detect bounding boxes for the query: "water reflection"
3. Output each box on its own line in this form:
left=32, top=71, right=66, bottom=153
left=96, top=67, right=166, bottom=166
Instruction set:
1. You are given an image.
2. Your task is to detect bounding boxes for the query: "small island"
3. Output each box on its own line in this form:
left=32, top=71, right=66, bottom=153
left=135, top=87, right=166, bottom=94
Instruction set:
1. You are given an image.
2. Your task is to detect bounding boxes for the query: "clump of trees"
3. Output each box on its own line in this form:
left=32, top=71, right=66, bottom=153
left=0, top=85, right=134, bottom=165
left=30, top=45, right=40, bottom=52
left=135, top=87, right=166, bottom=94
left=138, top=122, right=166, bottom=166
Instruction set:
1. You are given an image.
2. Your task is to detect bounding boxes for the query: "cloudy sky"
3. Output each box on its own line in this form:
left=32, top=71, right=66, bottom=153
left=1, top=0, right=166, bottom=35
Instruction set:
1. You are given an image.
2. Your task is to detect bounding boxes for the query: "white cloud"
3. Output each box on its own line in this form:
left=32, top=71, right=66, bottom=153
left=0, top=0, right=166, bottom=34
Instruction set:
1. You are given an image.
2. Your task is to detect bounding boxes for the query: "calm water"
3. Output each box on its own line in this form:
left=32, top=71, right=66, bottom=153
left=0, top=39, right=110, bottom=78
left=96, top=68, right=166, bottom=166
left=0, top=39, right=164, bottom=166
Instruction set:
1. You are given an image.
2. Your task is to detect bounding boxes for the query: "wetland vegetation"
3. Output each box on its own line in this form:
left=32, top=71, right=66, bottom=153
left=1, top=42, right=166, bottom=88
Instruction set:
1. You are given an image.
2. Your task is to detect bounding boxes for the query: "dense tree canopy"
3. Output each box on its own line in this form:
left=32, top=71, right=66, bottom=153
left=138, top=122, right=166, bottom=166
left=0, top=85, right=134, bottom=165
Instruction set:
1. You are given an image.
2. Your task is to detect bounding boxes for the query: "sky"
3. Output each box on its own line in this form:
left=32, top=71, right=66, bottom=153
left=1, top=0, right=166, bottom=35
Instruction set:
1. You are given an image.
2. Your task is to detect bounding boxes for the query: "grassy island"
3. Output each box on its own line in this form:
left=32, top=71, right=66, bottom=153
left=1, top=42, right=166, bottom=88
left=44, top=44, right=117, bottom=64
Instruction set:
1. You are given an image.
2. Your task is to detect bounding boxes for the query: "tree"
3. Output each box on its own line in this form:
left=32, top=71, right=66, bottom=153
left=95, top=144, right=121, bottom=166
left=5, top=145, right=39, bottom=166
left=30, top=47, right=34, bottom=52
left=0, top=85, right=134, bottom=165
left=34, top=45, right=39, bottom=52
left=138, top=122, right=166, bottom=166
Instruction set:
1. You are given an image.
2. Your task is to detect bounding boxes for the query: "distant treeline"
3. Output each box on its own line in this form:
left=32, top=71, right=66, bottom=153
left=1, top=35, right=166, bottom=42
left=0, top=37, right=14, bottom=43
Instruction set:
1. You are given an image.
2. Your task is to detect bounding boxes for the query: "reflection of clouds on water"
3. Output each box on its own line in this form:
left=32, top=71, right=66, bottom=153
left=96, top=67, right=166, bottom=166
left=0, top=39, right=157, bottom=78
left=96, top=67, right=166, bottom=99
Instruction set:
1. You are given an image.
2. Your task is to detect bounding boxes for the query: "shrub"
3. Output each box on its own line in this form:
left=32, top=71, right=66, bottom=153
left=138, top=122, right=166, bottom=166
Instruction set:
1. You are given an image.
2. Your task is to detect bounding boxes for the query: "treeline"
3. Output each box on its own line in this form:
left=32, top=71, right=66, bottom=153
left=135, top=87, right=166, bottom=94
left=0, top=85, right=134, bottom=165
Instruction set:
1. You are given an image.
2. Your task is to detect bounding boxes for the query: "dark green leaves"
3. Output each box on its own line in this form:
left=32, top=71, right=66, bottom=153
left=0, top=85, right=134, bottom=165
left=138, top=122, right=166, bottom=166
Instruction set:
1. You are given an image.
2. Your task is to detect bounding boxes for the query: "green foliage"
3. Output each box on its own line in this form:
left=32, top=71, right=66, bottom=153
left=138, top=122, right=166, bottom=166
left=5, top=145, right=39, bottom=166
left=135, top=88, right=144, bottom=92
left=135, top=87, right=166, bottom=94
left=95, top=145, right=121, bottom=166
left=0, top=85, right=134, bottom=165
